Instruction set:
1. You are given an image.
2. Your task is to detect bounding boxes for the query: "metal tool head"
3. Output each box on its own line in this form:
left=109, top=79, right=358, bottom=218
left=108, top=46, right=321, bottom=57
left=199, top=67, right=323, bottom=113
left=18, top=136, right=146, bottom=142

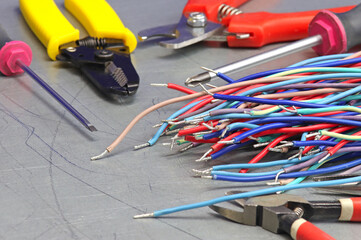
left=138, top=13, right=222, bottom=49
left=57, top=38, right=139, bottom=97
left=209, top=191, right=309, bottom=233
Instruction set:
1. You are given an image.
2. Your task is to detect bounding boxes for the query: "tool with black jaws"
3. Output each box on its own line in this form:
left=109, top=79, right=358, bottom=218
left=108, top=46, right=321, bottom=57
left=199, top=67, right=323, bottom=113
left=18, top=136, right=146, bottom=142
left=210, top=191, right=361, bottom=240
left=19, top=0, right=139, bottom=97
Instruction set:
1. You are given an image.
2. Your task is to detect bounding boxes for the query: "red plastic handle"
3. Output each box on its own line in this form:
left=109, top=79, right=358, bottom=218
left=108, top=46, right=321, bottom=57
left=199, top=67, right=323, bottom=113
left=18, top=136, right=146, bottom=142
left=183, top=0, right=249, bottom=22
left=226, top=5, right=355, bottom=48
left=290, top=218, right=335, bottom=240
left=339, top=198, right=361, bottom=222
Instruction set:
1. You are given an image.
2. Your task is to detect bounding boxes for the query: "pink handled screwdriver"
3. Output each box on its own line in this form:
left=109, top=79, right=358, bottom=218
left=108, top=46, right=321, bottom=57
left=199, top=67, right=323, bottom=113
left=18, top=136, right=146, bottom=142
left=0, top=25, right=96, bottom=132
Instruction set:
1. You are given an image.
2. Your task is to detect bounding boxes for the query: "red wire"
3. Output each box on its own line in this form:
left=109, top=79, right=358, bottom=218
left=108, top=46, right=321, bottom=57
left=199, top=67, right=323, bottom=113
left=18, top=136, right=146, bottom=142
left=178, top=121, right=219, bottom=136
left=167, top=83, right=197, bottom=95
left=240, top=133, right=297, bottom=173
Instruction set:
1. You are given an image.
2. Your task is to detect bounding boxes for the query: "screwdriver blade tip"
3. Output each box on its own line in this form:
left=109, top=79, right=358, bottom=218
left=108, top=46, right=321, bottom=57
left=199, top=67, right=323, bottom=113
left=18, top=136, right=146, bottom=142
left=87, top=125, right=97, bottom=132
left=185, top=72, right=211, bottom=87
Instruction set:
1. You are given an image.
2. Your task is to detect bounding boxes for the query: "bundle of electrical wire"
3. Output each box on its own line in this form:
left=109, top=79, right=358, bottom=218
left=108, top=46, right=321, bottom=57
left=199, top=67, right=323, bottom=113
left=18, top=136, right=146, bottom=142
left=92, top=51, right=361, bottom=218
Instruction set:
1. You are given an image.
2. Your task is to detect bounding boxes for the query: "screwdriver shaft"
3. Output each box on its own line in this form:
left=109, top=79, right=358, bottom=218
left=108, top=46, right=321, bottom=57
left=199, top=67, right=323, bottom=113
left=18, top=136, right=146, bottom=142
left=186, top=35, right=322, bottom=86
left=17, top=60, right=97, bottom=132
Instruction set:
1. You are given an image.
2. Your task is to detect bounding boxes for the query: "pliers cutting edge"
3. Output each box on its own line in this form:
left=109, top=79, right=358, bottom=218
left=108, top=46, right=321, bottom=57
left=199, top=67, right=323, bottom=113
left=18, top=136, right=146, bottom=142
left=138, top=0, right=354, bottom=49
left=19, top=0, right=139, bottom=97
left=210, top=191, right=361, bottom=240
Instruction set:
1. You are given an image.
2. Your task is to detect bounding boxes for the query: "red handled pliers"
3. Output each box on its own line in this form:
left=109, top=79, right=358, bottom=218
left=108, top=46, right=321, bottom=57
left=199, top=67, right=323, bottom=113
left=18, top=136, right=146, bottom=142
left=138, top=0, right=354, bottom=49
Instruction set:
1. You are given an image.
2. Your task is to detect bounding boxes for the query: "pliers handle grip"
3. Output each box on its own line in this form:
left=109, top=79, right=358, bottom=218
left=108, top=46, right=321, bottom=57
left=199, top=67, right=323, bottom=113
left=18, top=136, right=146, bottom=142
left=224, top=5, right=355, bottom=48
left=19, top=0, right=137, bottom=60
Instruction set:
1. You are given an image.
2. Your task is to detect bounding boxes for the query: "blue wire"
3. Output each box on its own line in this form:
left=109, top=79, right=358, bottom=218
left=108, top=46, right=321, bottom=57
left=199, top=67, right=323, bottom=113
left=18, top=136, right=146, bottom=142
left=232, top=122, right=294, bottom=143
left=202, top=130, right=222, bottom=140
left=210, top=140, right=254, bottom=160
left=293, top=140, right=361, bottom=147
left=152, top=175, right=361, bottom=217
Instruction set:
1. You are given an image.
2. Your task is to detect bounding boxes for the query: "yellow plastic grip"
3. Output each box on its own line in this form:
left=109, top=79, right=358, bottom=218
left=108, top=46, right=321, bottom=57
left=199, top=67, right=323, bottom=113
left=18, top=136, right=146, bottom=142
left=19, top=0, right=79, bottom=60
left=64, top=0, right=137, bottom=53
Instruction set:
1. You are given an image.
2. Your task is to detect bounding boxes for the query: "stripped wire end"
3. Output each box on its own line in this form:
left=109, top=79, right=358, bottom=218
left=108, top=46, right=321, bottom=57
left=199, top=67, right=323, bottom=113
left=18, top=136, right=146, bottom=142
left=179, top=143, right=195, bottom=152
left=268, top=147, right=284, bottom=153
left=306, top=149, right=321, bottom=156
left=201, top=175, right=213, bottom=179
left=288, top=152, right=301, bottom=160
left=267, top=170, right=285, bottom=185
left=200, top=66, right=218, bottom=74
left=134, top=142, right=150, bottom=150
left=318, top=153, right=331, bottom=164
left=152, top=122, right=163, bottom=128
left=168, top=120, right=185, bottom=126
left=206, top=83, right=218, bottom=88
left=298, top=148, right=303, bottom=161
left=220, top=128, right=228, bottom=138
left=195, top=149, right=213, bottom=162
left=305, top=132, right=319, bottom=139
left=90, top=149, right=109, bottom=161
left=211, top=99, right=221, bottom=103
left=195, top=156, right=212, bottom=162
left=133, top=213, right=155, bottom=219
left=202, top=122, right=216, bottom=130
left=274, top=142, right=294, bottom=149
left=253, top=142, right=271, bottom=148
left=218, top=140, right=235, bottom=145
left=164, top=129, right=180, bottom=136
left=199, top=83, right=214, bottom=96
left=150, top=83, right=168, bottom=87
left=192, top=168, right=212, bottom=177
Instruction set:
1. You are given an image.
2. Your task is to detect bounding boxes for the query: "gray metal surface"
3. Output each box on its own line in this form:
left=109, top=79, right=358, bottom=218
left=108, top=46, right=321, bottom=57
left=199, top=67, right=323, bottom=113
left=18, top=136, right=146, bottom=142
left=0, top=0, right=359, bottom=239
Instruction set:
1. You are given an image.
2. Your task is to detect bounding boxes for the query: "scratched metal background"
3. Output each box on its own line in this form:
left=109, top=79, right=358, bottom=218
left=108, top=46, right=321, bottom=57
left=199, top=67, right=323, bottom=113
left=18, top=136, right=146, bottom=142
left=1, top=0, right=360, bottom=239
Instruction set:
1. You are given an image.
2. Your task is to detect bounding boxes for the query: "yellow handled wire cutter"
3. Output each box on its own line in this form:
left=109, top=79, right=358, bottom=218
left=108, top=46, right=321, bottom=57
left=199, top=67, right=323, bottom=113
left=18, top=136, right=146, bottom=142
left=19, top=0, right=139, bottom=97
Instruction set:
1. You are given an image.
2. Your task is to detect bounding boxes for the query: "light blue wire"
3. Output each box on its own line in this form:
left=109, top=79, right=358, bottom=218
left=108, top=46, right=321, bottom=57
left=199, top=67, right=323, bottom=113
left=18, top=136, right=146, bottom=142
left=211, top=169, right=280, bottom=177
left=148, top=101, right=201, bottom=146
left=226, top=122, right=259, bottom=131
left=152, top=175, right=361, bottom=217
left=318, top=84, right=361, bottom=104
left=288, top=53, right=351, bottom=67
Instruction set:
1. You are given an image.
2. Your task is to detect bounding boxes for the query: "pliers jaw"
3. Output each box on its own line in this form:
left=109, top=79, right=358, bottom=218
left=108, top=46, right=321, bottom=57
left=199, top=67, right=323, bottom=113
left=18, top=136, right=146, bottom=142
left=138, top=14, right=222, bottom=49
left=57, top=37, right=139, bottom=97
left=210, top=192, right=308, bottom=233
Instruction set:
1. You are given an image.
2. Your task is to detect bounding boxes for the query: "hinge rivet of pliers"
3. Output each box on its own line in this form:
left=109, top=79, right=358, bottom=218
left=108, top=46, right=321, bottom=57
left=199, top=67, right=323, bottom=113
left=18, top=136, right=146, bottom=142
left=187, top=12, right=207, bottom=28
left=95, top=49, right=114, bottom=59
left=66, top=47, right=77, bottom=53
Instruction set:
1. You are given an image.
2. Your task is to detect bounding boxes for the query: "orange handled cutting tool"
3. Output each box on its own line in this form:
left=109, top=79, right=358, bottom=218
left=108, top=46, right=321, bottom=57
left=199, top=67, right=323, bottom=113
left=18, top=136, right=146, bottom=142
left=138, top=0, right=354, bottom=49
